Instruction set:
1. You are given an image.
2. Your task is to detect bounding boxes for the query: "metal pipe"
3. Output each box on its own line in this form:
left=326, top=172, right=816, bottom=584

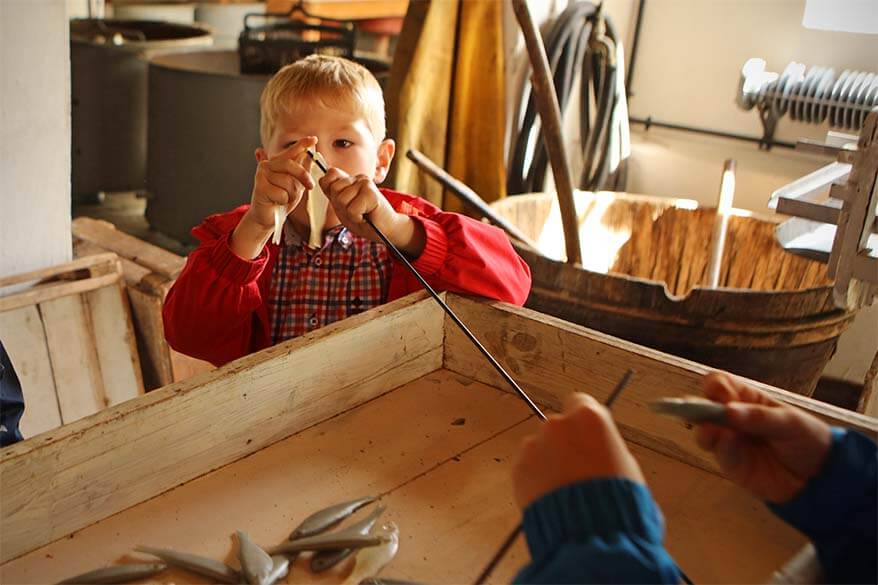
left=629, top=116, right=797, bottom=149
left=706, top=159, right=737, bottom=289
left=405, top=149, right=542, bottom=253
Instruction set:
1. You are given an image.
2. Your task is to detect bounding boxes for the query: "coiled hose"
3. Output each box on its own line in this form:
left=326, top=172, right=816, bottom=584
left=508, top=1, right=629, bottom=194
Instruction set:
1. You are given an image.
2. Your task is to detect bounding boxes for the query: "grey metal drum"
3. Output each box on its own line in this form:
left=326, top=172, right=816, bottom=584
left=70, top=19, right=212, bottom=200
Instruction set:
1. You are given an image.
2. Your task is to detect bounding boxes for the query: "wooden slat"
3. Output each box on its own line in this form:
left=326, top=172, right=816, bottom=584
left=0, top=273, right=121, bottom=313
left=442, top=296, right=878, bottom=473
left=0, top=292, right=444, bottom=564
left=85, top=284, right=144, bottom=406
left=71, top=218, right=184, bottom=280
left=0, top=253, right=118, bottom=288
left=40, top=295, right=107, bottom=424
left=73, top=238, right=151, bottom=286
left=0, top=306, right=62, bottom=437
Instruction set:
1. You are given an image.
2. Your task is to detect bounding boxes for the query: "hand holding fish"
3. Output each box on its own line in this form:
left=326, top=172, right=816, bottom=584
left=232, top=137, right=317, bottom=259
left=318, top=167, right=425, bottom=258
left=512, top=392, right=645, bottom=509
left=694, top=372, right=833, bottom=504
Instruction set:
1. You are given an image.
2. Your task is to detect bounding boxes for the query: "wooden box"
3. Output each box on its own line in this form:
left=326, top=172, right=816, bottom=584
left=1, top=293, right=875, bottom=583
left=0, top=254, right=143, bottom=437
left=72, top=217, right=213, bottom=390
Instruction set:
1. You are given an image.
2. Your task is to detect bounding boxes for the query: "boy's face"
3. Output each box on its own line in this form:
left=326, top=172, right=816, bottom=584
left=256, top=98, right=394, bottom=183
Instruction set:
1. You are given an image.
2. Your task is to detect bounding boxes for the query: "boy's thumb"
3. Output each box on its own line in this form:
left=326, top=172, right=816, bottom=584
left=725, top=403, right=794, bottom=439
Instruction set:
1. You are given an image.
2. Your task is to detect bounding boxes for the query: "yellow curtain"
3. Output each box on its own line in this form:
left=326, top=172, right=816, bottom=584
left=387, top=0, right=506, bottom=210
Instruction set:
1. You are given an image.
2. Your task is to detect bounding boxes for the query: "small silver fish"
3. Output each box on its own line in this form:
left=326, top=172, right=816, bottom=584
left=267, top=555, right=290, bottom=584
left=649, top=397, right=727, bottom=424
left=311, top=505, right=387, bottom=573
left=342, top=522, right=399, bottom=585
left=135, top=545, right=240, bottom=583
left=237, top=530, right=275, bottom=585
left=359, top=579, right=424, bottom=585
left=289, top=496, right=377, bottom=540
left=269, top=529, right=385, bottom=556
left=58, top=562, right=167, bottom=584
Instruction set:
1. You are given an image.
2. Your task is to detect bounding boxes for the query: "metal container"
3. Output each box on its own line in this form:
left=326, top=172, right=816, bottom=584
left=70, top=19, right=212, bottom=200
left=145, top=49, right=390, bottom=244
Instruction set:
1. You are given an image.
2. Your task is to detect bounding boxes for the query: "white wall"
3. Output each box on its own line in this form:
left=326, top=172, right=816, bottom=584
left=508, top=0, right=877, bottom=385
left=0, top=0, right=72, bottom=277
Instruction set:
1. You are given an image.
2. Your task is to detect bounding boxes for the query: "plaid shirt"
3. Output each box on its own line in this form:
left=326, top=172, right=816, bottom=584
left=267, top=223, right=391, bottom=343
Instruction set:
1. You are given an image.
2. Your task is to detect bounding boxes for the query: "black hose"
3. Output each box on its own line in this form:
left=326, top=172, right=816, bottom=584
left=508, top=1, right=626, bottom=194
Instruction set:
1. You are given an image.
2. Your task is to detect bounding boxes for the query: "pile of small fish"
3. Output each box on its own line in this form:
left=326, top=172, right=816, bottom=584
left=58, top=496, right=400, bottom=585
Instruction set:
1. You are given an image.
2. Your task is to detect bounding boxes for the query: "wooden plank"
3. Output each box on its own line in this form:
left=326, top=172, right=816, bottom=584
left=0, top=306, right=62, bottom=437
left=0, top=292, right=444, bottom=564
left=73, top=238, right=151, bottom=287
left=776, top=197, right=842, bottom=225
left=0, top=253, right=119, bottom=288
left=85, top=284, right=144, bottom=406
left=40, top=295, right=107, bottom=424
left=126, top=286, right=174, bottom=390
left=442, top=296, right=878, bottom=473
left=1, top=371, right=803, bottom=584
left=0, top=273, right=121, bottom=313
left=0, top=370, right=530, bottom=584
left=71, top=218, right=184, bottom=280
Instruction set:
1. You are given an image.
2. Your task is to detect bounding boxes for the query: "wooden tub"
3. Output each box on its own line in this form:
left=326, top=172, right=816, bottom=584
left=491, top=192, right=856, bottom=396
left=1, top=292, right=874, bottom=583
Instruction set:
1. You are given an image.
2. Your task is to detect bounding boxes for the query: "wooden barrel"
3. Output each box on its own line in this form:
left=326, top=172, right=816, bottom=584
left=491, top=191, right=857, bottom=395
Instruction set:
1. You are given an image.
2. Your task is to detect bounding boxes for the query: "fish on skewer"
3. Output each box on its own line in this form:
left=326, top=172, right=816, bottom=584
left=135, top=545, right=240, bottom=583
left=237, top=530, right=275, bottom=585
left=57, top=563, right=167, bottom=584
left=311, top=505, right=387, bottom=572
left=342, top=522, right=400, bottom=585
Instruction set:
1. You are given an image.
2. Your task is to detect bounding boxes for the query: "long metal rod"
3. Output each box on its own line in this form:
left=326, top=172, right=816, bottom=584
left=306, top=150, right=547, bottom=422
left=405, top=148, right=543, bottom=253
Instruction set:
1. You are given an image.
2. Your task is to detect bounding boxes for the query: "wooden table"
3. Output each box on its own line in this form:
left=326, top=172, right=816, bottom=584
left=2, top=293, right=875, bottom=583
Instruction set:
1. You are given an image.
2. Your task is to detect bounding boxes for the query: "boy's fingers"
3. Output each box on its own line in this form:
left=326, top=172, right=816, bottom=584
left=262, top=184, right=290, bottom=206
left=267, top=159, right=314, bottom=190
left=320, top=167, right=352, bottom=194
left=724, top=403, right=795, bottom=439
left=274, top=136, right=318, bottom=161
left=695, top=424, right=721, bottom=452
left=701, top=372, right=739, bottom=404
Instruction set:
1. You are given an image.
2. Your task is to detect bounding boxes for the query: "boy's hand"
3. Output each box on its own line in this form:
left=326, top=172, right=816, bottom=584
left=695, top=373, right=833, bottom=504
left=512, top=393, right=645, bottom=510
left=319, top=167, right=425, bottom=258
left=232, top=137, right=317, bottom=259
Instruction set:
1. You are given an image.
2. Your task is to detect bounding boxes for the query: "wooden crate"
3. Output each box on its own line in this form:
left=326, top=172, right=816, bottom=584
left=1, top=292, right=875, bottom=583
left=72, top=217, right=213, bottom=389
left=0, top=254, right=144, bottom=437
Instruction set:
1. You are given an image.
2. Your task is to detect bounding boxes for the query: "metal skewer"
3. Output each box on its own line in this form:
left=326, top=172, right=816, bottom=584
left=306, top=150, right=547, bottom=422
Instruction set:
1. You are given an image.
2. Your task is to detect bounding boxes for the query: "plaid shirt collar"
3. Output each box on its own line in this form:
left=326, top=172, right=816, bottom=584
left=283, top=221, right=354, bottom=251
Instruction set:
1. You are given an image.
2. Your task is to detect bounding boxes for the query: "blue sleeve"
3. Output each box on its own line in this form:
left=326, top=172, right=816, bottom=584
left=768, top=428, right=877, bottom=585
left=513, top=478, right=681, bottom=584
left=0, top=341, right=25, bottom=447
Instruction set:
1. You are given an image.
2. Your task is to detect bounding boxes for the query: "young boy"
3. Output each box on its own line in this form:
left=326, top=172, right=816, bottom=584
left=163, top=55, right=532, bottom=366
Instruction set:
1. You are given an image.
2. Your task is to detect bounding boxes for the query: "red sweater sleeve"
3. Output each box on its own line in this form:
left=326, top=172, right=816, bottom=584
left=162, top=207, right=273, bottom=366
left=383, top=189, right=532, bottom=306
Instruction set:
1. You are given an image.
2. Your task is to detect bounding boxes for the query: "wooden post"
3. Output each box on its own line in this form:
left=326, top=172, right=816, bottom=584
left=706, top=159, right=736, bottom=288
left=510, top=0, right=582, bottom=266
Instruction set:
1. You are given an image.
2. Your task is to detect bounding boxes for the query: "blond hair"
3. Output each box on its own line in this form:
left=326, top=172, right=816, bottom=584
left=259, top=55, right=386, bottom=147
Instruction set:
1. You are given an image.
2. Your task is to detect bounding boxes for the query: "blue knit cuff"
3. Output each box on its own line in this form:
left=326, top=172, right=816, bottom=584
left=768, top=428, right=876, bottom=536
left=522, top=478, right=665, bottom=562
